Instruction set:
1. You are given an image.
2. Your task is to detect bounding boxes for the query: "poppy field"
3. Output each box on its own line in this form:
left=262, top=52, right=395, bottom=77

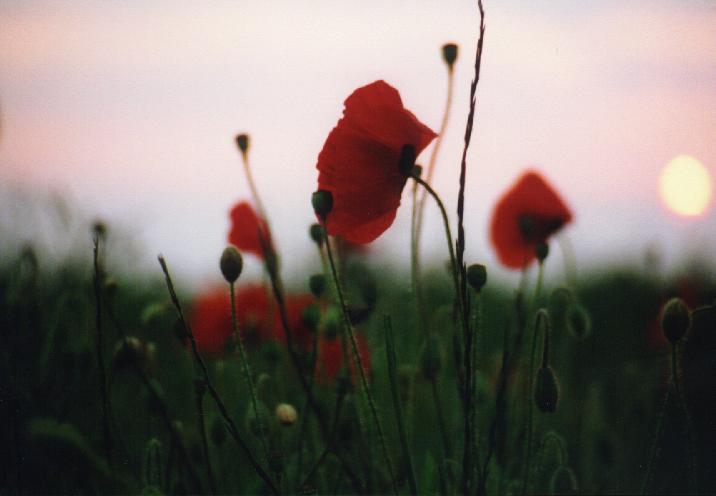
left=1, top=4, right=716, bottom=496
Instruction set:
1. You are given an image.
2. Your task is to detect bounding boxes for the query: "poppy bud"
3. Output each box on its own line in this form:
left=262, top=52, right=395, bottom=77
left=661, top=297, right=691, bottom=345
left=112, top=336, right=155, bottom=373
left=535, top=366, right=560, bottom=413
left=309, top=274, right=326, bottom=297
left=442, top=43, right=458, bottom=68
left=398, top=144, right=417, bottom=176
left=312, top=190, right=333, bottom=218
left=275, top=403, right=298, bottom=426
left=535, top=242, right=549, bottom=263
left=92, top=220, right=107, bottom=240
left=413, top=164, right=423, bottom=178
left=566, top=303, right=592, bottom=340
left=220, top=246, right=243, bottom=283
left=210, top=417, right=226, bottom=446
left=466, top=264, right=487, bottom=292
left=302, top=303, right=321, bottom=331
left=235, top=133, right=250, bottom=154
left=320, top=306, right=342, bottom=339
left=419, top=334, right=442, bottom=380
left=309, top=223, right=325, bottom=245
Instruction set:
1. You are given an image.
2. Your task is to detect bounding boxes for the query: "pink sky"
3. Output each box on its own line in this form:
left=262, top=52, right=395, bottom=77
left=1, top=1, right=715, bottom=284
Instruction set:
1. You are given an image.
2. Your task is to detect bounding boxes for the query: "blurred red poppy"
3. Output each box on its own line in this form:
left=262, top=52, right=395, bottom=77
left=490, top=170, right=573, bottom=269
left=189, top=284, right=272, bottom=354
left=316, top=80, right=437, bottom=244
left=318, top=333, right=371, bottom=382
left=273, top=293, right=317, bottom=350
left=228, top=201, right=271, bottom=259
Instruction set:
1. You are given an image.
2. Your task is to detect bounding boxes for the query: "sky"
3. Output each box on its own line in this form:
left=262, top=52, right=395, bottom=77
left=1, top=0, right=715, bottom=287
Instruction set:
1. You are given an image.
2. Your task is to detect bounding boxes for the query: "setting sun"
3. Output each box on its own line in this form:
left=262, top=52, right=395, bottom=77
left=659, top=155, right=713, bottom=217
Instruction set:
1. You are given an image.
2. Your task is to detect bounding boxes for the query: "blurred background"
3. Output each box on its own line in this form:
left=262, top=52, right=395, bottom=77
left=1, top=0, right=715, bottom=287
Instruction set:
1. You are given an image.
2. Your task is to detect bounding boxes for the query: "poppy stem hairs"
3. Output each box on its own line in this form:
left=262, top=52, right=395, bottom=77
left=314, top=193, right=398, bottom=494
left=157, top=255, right=279, bottom=495
left=91, top=233, right=116, bottom=487
left=228, top=277, right=270, bottom=463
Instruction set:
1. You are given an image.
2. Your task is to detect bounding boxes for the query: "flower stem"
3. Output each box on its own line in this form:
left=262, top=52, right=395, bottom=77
left=384, top=315, right=419, bottom=496
left=230, top=281, right=270, bottom=461
left=671, top=344, right=698, bottom=491
left=521, top=300, right=547, bottom=496
left=323, top=230, right=397, bottom=495
left=92, top=235, right=115, bottom=486
left=195, top=383, right=217, bottom=494
left=157, top=255, right=278, bottom=495
left=410, top=175, right=460, bottom=310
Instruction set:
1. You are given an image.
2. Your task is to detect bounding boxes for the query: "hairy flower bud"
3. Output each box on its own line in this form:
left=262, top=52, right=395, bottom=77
left=442, top=43, right=458, bottom=68
left=535, top=242, right=549, bottom=263
left=112, top=336, right=155, bottom=373
left=235, top=133, right=250, bottom=153
left=312, top=190, right=333, bottom=218
left=661, top=297, right=691, bottom=345
left=309, top=223, right=325, bottom=245
left=466, top=264, right=487, bottom=292
left=220, top=246, right=243, bottom=283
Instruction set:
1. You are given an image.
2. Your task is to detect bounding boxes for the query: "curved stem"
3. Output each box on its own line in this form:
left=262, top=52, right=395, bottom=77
left=323, top=230, right=398, bottom=495
left=410, top=175, right=460, bottom=310
left=240, top=151, right=271, bottom=232
left=411, top=65, right=456, bottom=322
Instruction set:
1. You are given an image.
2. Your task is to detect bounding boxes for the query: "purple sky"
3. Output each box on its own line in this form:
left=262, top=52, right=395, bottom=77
left=1, top=1, right=715, bottom=286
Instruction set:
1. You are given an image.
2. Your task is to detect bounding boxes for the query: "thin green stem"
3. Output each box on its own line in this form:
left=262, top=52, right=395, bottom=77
left=239, top=150, right=270, bottom=232
left=384, top=315, right=419, bottom=496
left=323, top=230, right=397, bottom=495
left=230, top=281, right=269, bottom=460
left=158, top=255, right=278, bottom=495
left=521, top=306, right=548, bottom=496
left=671, top=345, right=698, bottom=491
left=640, top=378, right=672, bottom=495
left=410, top=175, right=461, bottom=312
left=195, top=385, right=217, bottom=494
left=92, top=236, right=115, bottom=485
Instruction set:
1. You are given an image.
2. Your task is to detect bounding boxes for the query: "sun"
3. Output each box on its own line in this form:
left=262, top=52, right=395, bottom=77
left=659, top=155, right=713, bottom=217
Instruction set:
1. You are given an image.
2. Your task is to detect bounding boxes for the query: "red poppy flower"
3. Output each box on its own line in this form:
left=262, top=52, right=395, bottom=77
left=189, top=284, right=272, bottom=354
left=315, top=80, right=437, bottom=244
left=490, top=170, right=573, bottom=269
left=228, top=201, right=271, bottom=259
left=273, top=293, right=316, bottom=350
left=318, top=333, right=371, bottom=382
